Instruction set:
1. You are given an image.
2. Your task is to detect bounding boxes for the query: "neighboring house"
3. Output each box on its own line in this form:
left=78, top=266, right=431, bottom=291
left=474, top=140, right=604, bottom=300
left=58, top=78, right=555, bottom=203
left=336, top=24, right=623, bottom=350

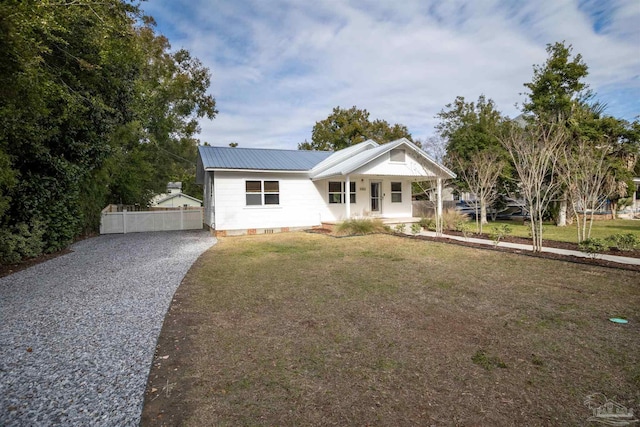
left=151, top=182, right=203, bottom=208
left=196, top=138, right=456, bottom=236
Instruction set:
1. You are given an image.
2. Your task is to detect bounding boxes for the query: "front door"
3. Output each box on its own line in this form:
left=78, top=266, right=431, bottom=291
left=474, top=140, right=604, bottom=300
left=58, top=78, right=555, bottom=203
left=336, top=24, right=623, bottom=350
left=370, top=181, right=381, bottom=213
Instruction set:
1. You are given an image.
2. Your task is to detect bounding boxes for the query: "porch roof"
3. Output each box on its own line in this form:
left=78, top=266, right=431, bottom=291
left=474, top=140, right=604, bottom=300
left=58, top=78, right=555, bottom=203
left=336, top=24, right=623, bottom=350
left=310, top=138, right=456, bottom=181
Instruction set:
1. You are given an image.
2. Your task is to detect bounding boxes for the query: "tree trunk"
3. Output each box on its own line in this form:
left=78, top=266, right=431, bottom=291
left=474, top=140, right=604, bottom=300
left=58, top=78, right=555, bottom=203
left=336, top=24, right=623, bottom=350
left=480, top=201, right=488, bottom=226
left=556, top=199, right=567, bottom=227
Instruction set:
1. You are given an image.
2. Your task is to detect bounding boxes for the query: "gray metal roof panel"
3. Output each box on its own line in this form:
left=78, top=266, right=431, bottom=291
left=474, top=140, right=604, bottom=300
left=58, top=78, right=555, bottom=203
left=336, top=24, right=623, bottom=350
left=198, top=146, right=333, bottom=171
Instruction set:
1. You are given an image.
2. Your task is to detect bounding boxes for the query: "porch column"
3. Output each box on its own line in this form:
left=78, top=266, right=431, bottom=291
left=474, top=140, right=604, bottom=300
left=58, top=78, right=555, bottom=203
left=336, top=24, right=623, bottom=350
left=345, top=175, right=351, bottom=219
left=436, top=177, right=443, bottom=236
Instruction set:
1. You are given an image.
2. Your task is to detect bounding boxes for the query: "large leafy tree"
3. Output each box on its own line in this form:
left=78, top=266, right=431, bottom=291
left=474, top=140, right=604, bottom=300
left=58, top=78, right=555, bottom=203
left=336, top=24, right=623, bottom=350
left=105, top=23, right=216, bottom=206
left=298, top=106, right=413, bottom=151
left=436, top=95, right=510, bottom=224
left=0, top=0, right=142, bottom=252
left=522, top=41, right=639, bottom=225
left=522, top=41, right=592, bottom=120
left=0, top=1, right=216, bottom=263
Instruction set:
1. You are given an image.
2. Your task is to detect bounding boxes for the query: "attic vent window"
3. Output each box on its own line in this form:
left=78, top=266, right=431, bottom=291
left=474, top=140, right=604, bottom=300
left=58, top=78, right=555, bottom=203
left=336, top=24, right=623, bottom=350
left=390, top=149, right=405, bottom=162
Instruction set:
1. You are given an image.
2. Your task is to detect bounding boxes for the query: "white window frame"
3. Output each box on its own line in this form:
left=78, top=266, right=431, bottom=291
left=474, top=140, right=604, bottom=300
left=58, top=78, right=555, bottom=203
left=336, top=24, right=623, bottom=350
left=328, top=181, right=356, bottom=204
left=245, top=180, right=280, bottom=206
left=391, top=181, right=402, bottom=203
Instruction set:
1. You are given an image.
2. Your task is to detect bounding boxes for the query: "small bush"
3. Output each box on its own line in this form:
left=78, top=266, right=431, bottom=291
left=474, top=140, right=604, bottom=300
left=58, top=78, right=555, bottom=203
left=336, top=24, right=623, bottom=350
left=606, top=233, right=639, bottom=252
left=579, top=238, right=608, bottom=258
left=336, top=218, right=389, bottom=236
left=489, top=224, right=512, bottom=246
left=442, top=209, right=469, bottom=231
left=419, top=217, right=436, bottom=231
left=0, top=221, right=46, bottom=264
left=410, top=223, right=422, bottom=235
left=456, top=221, right=472, bottom=239
left=393, top=223, right=406, bottom=234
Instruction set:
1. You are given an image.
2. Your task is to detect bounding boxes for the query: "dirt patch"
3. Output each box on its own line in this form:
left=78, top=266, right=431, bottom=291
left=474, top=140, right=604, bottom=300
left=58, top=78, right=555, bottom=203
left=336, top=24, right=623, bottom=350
left=141, top=233, right=640, bottom=426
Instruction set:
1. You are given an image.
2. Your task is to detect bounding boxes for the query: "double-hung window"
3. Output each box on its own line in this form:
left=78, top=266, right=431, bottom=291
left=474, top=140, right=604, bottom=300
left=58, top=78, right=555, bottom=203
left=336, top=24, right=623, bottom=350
left=391, top=182, right=402, bottom=203
left=246, top=180, right=279, bottom=206
left=328, top=181, right=356, bottom=204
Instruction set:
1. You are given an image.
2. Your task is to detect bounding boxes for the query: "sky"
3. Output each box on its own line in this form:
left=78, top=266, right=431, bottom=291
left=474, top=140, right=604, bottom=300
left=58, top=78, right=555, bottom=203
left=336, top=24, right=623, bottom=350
left=141, top=0, right=640, bottom=149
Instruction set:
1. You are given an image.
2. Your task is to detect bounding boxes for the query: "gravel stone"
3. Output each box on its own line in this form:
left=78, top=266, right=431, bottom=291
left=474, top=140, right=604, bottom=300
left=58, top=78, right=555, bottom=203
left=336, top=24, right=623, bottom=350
left=0, top=230, right=216, bottom=426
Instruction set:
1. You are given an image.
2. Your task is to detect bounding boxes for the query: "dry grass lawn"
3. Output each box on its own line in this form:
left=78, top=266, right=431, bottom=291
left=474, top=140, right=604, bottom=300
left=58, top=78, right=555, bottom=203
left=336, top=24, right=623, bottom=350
left=142, top=232, right=640, bottom=426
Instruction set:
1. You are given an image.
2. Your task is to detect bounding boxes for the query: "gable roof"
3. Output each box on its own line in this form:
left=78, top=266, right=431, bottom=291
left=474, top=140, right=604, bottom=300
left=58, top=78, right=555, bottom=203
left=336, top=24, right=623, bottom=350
left=198, top=146, right=332, bottom=171
left=309, top=139, right=379, bottom=176
left=310, top=138, right=456, bottom=180
left=153, top=192, right=202, bottom=206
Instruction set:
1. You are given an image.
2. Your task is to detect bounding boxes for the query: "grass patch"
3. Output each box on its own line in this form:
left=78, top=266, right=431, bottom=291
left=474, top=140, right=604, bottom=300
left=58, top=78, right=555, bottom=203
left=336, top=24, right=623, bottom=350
left=335, top=218, right=389, bottom=235
left=492, top=219, right=640, bottom=244
left=142, top=233, right=640, bottom=426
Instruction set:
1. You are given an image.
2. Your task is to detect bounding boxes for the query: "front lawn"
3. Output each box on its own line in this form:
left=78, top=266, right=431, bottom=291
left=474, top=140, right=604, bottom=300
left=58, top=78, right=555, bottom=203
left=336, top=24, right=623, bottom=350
left=142, top=232, right=640, bottom=426
left=487, top=219, right=640, bottom=243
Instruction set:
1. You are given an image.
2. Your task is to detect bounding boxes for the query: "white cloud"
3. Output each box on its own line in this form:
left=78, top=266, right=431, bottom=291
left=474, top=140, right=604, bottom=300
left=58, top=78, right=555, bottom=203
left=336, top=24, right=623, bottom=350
left=142, top=0, right=640, bottom=149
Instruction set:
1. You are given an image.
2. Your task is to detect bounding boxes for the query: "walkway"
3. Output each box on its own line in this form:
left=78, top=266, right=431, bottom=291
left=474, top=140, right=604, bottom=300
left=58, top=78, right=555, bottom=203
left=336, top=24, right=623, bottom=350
left=0, top=231, right=216, bottom=426
left=419, top=231, right=640, bottom=266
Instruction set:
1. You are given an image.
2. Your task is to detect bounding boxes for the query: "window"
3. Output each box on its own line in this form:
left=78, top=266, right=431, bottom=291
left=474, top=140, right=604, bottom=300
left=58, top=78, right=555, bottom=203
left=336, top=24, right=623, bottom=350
left=328, top=181, right=356, bottom=204
left=246, top=180, right=279, bottom=206
left=391, top=182, right=402, bottom=203
left=390, top=148, right=405, bottom=162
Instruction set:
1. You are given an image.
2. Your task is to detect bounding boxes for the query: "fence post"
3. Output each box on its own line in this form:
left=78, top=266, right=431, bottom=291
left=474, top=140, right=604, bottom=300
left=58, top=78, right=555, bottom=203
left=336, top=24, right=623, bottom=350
left=180, top=207, right=184, bottom=230
left=123, top=209, right=127, bottom=234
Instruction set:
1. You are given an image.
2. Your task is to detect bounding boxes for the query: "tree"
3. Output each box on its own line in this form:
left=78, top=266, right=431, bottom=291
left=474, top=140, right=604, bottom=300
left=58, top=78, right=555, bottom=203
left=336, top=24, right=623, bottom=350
left=436, top=95, right=510, bottom=224
left=1, top=0, right=143, bottom=252
left=0, top=1, right=216, bottom=263
left=104, top=22, right=217, bottom=207
left=522, top=41, right=591, bottom=121
left=450, top=150, right=505, bottom=233
left=499, top=120, right=566, bottom=252
left=298, top=106, right=413, bottom=151
left=560, top=139, right=615, bottom=242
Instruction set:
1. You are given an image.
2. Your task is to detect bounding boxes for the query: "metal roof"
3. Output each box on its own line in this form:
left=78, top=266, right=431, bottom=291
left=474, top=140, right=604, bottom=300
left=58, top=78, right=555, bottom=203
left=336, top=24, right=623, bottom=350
left=198, top=146, right=333, bottom=171
left=311, top=138, right=457, bottom=180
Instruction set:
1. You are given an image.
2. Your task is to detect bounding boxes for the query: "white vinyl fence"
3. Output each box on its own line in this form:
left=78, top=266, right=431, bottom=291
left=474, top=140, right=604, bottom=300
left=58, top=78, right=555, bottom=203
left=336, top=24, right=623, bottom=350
left=100, top=207, right=203, bottom=234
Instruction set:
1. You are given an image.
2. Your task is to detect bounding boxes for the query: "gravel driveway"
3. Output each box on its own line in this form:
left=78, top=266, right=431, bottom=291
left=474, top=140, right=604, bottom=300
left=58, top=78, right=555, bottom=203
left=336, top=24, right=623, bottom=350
left=0, top=230, right=216, bottom=426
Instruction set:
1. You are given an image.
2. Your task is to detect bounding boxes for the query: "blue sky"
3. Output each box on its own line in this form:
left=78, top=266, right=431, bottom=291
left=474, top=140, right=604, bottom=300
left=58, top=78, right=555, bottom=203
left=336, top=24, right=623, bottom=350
left=141, top=0, right=640, bottom=149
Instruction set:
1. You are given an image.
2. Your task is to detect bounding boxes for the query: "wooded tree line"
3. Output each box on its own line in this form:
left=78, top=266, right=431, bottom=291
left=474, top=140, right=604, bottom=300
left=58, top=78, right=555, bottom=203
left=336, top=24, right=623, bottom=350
left=0, top=0, right=216, bottom=263
left=303, top=42, right=639, bottom=251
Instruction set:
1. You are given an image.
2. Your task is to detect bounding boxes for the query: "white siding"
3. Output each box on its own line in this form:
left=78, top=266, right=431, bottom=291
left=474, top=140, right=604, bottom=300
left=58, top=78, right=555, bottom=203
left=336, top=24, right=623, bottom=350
left=155, top=194, right=202, bottom=208
left=213, top=172, right=333, bottom=230
left=353, top=150, right=438, bottom=177
left=316, top=177, right=413, bottom=219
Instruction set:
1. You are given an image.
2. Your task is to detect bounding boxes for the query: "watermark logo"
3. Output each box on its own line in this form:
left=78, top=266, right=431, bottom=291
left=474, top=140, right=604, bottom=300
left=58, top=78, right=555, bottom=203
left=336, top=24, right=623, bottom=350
left=584, top=393, right=639, bottom=426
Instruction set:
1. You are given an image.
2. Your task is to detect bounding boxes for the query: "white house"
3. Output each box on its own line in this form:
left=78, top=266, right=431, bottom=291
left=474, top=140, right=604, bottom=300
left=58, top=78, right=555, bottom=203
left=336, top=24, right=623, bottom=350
left=151, top=182, right=203, bottom=208
left=196, top=138, right=456, bottom=236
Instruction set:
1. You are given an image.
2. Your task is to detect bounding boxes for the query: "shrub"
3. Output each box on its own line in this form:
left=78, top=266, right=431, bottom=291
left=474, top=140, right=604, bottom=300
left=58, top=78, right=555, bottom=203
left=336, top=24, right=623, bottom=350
left=393, top=223, right=406, bottom=234
left=410, top=223, right=422, bottom=235
left=489, top=224, right=512, bottom=246
left=442, top=209, right=470, bottom=231
left=579, top=238, right=608, bottom=258
left=336, top=218, right=389, bottom=236
left=419, top=217, right=436, bottom=231
left=606, top=233, right=639, bottom=252
left=0, top=221, right=46, bottom=264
